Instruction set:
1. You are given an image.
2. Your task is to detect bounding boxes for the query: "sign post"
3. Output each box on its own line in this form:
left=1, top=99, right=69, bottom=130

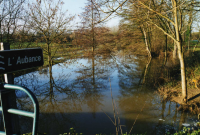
left=0, top=42, right=43, bottom=135
left=1, top=43, right=20, bottom=134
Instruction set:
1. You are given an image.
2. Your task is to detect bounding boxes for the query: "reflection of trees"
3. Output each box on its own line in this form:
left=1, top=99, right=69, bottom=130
left=8, top=52, right=192, bottom=134
left=117, top=92, right=159, bottom=134
left=140, top=58, right=164, bottom=87
left=141, top=58, right=180, bottom=87
left=14, top=60, right=82, bottom=134
left=13, top=55, right=116, bottom=133
left=113, top=52, right=147, bottom=96
left=118, top=91, right=180, bottom=134
left=72, top=56, right=115, bottom=118
left=116, top=52, right=181, bottom=134
left=116, top=51, right=177, bottom=95
left=73, top=57, right=113, bottom=90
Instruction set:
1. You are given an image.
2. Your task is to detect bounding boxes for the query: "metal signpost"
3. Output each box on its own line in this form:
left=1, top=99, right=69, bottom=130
left=0, top=43, right=43, bottom=135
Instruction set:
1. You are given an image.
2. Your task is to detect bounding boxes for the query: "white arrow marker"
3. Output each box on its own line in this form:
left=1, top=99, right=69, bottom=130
left=0, top=67, right=5, bottom=70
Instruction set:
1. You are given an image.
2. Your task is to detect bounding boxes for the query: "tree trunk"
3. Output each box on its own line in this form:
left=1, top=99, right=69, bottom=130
left=173, top=41, right=177, bottom=59
left=143, top=28, right=152, bottom=58
left=164, top=35, right=167, bottom=65
left=91, top=0, right=95, bottom=55
left=177, top=41, right=187, bottom=103
left=92, top=56, right=95, bottom=85
left=174, top=0, right=187, bottom=103
left=187, top=9, right=193, bottom=53
left=187, top=25, right=192, bottom=53
left=188, top=39, right=190, bottom=52
left=142, top=57, right=152, bottom=84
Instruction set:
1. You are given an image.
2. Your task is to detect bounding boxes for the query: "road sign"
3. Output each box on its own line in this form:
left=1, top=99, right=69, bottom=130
left=0, top=48, right=43, bottom=74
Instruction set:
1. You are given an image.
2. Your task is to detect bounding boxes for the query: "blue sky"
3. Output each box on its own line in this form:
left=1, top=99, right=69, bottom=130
left=63, top=0, right=120, bottom=28
left=63, top=0, right=85, bottom=15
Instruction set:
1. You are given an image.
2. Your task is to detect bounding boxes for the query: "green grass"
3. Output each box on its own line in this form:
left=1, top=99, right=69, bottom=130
left=186, top=42, right=200, bottom=51
left=193, top=48, right=200, bottom=51
left=170, top=126, right=200, bottom=135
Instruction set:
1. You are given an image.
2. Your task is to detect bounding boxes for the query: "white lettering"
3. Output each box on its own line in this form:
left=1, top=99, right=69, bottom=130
left=16, top=55, right=42, bottom=65
left=16, top=57, right=21, bottom=64
left=29, top=57, right=32, bottom=62
left=35, top=56, right=38, bottom=61
left=32, top=57, right=36, bottom=62
left=21, top=58, right=24, bottom=64
left=25, top=56, right=28, bottom=63
left=8, top=58, right=12, bottom=66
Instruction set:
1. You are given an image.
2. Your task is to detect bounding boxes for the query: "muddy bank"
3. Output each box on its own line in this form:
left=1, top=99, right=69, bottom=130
left=156, top=51, right=200, bottom=114
left=158, top=80, right=200, bottom=114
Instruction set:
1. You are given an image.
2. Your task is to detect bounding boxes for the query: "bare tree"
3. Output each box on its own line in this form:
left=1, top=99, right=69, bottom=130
left=99, top=0, right=200, bottom=103
left=0, top=0, right=26, bottom=43
left=79, top=0, right=104, bottom=56
left=28, top=0, right=74, bottom=70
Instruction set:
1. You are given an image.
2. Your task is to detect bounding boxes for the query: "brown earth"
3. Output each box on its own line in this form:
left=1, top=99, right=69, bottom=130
left=158, top=86, right=200, bottom=114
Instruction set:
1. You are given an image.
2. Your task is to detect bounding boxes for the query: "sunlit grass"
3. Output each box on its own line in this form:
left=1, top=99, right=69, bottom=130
left=193, top=48, right=200, bottom=51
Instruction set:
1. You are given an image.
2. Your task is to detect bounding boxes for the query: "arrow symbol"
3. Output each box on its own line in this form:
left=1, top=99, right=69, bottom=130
left=0, top=61, right=4, bottom=64
left=0, top=67, right=5, bottom=70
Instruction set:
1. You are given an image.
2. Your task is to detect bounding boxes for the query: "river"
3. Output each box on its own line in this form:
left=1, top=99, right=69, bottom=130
left=2, top=52, right=199, bottom=135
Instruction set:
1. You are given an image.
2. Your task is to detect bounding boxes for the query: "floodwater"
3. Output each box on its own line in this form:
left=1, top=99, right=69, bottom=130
left=4, top=52, right=199, bottom=134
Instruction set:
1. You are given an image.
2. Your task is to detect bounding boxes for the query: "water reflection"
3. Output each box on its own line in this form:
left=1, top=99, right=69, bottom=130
left=15, top=59, right=81, bottom=134
left=11, top=53, right=199, bottom=134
